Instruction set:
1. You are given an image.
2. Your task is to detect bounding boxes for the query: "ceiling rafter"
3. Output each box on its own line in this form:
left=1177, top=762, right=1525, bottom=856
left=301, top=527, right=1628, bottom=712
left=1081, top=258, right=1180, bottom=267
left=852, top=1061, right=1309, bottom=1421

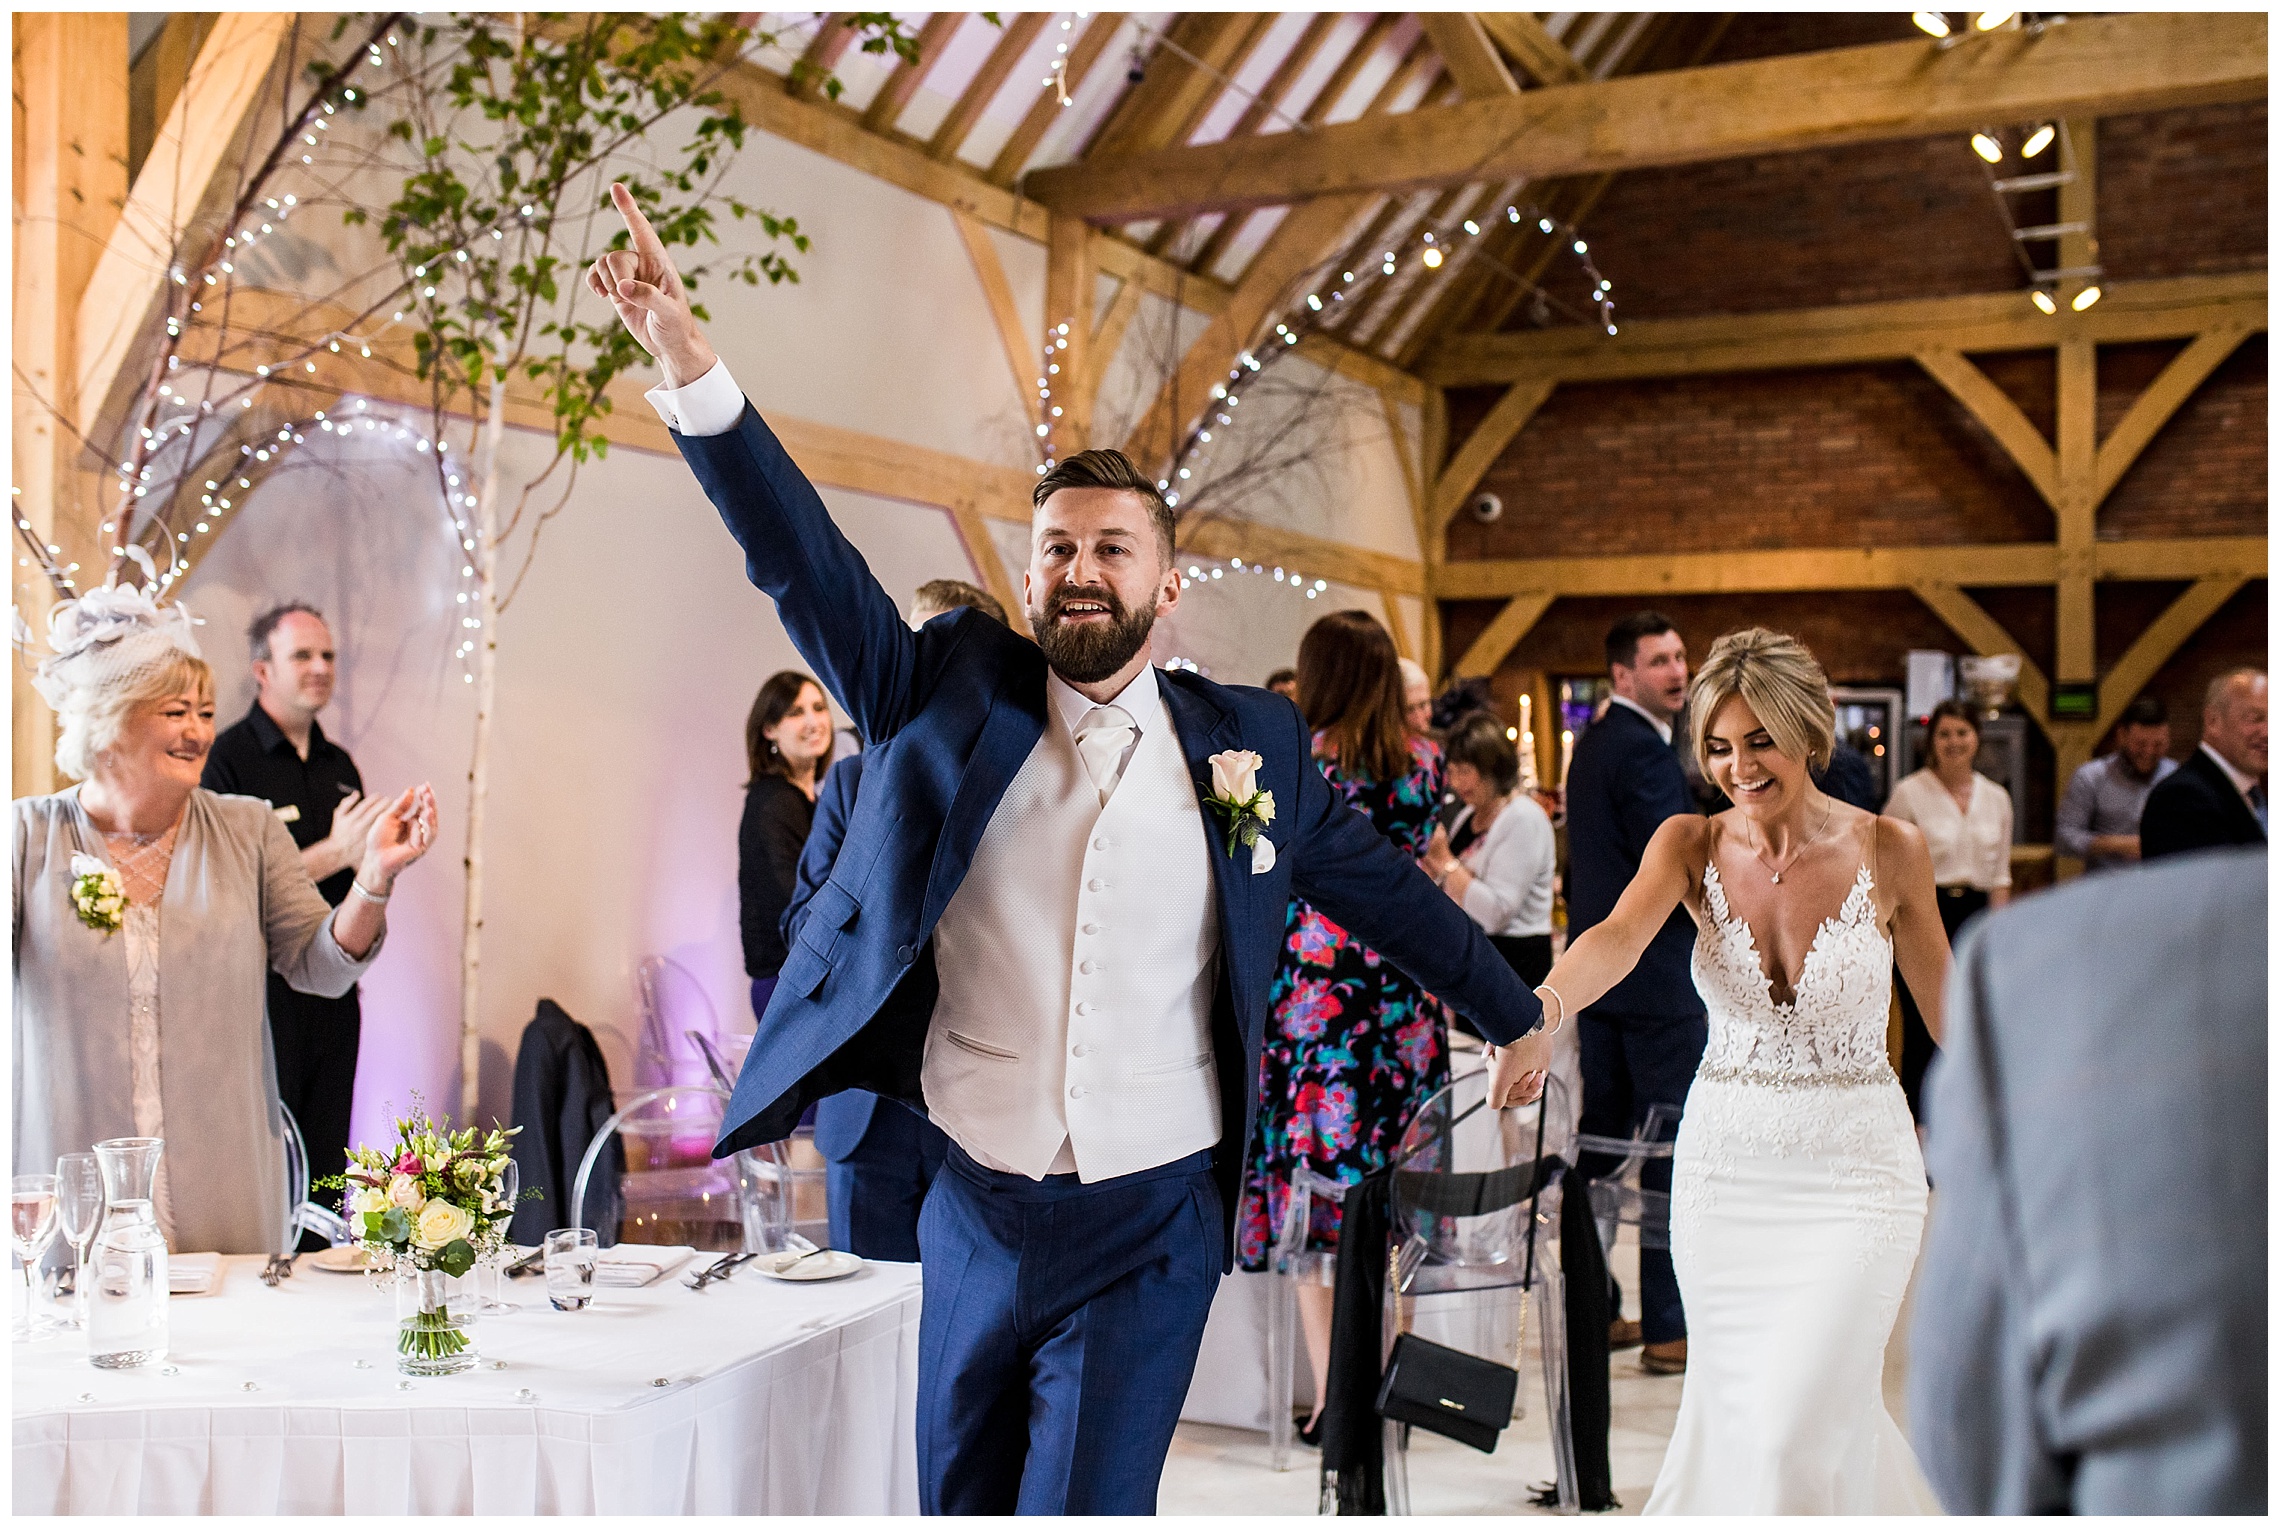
left=991, top=13, right=1122, bottom=186
left=861, top=11, right=964, bottom=134
left=928, top=11, right=1048, bottom=162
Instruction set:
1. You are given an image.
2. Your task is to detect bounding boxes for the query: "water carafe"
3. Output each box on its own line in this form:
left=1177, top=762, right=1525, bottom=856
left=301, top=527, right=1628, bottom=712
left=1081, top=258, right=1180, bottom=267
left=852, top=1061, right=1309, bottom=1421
left=88, top=1137, right=167, bottom=1369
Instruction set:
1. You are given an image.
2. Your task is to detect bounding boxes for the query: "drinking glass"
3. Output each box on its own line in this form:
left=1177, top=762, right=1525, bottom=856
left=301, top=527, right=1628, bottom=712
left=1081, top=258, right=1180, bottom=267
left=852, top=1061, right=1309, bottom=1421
left=11, top=1173, right=61, bottom=1339
left=51, top=1155, right=105, bottom=1331
left=479, top=1160, right=521, bottom=1313
left=543, top=1228, right=597, bottom=1312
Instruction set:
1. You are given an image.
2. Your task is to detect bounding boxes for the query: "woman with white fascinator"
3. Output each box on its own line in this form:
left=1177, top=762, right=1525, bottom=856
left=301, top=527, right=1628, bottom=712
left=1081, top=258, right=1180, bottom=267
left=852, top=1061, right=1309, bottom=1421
left=12, top=559, right=439, bottom=1255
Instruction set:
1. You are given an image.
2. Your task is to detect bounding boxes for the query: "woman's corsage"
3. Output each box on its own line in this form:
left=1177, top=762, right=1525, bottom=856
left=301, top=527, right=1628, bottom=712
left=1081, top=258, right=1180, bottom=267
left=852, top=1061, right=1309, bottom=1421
left=1204, top=750, right=1276, bottom=866
left=69, top=853, right=126, bottom=935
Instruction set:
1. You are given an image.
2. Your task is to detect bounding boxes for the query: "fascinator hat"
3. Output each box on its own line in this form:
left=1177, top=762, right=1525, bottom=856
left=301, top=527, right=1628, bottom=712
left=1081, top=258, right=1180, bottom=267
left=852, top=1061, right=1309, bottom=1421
left=18, top=547, right=208, bottom=778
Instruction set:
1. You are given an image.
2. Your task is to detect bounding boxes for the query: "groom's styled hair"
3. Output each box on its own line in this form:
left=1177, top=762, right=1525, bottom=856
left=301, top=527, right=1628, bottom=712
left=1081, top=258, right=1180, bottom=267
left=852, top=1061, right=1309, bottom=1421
left=1032, top=449, right=1177, bottom=568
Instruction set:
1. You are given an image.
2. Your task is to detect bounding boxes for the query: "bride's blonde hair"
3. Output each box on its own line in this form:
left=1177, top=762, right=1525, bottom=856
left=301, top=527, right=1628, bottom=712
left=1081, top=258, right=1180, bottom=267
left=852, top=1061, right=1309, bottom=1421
left=1688, top=628, right=1836, bottom=775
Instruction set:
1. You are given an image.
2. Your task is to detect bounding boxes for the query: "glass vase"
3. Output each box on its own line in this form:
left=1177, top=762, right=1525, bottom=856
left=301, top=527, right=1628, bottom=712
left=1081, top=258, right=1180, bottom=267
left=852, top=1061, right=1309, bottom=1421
left=88, top=1138, right=167, bottom=1369
left=394, top=1266, right=479, bottom=1375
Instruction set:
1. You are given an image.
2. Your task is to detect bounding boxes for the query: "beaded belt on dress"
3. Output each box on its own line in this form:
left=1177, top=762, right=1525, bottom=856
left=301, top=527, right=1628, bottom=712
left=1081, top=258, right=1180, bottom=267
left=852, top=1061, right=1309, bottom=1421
left=1695, top=1058, right=1896, bottom=1089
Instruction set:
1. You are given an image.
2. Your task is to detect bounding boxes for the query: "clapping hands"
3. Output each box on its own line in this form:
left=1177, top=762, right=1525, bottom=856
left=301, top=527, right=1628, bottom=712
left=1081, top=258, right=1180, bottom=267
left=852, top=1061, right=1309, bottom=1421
left=359, top=784, right=439, bottom=889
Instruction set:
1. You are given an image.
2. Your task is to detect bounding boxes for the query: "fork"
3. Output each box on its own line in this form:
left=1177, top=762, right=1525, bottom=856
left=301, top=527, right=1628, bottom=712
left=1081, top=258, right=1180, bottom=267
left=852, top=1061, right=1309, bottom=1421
left=685, top=1252, right=754, bottom=1291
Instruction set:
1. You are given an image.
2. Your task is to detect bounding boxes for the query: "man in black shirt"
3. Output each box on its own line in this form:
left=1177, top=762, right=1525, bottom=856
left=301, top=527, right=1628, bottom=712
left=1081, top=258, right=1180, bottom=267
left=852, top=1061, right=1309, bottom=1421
left=203, top=602, right=388, bottom=1243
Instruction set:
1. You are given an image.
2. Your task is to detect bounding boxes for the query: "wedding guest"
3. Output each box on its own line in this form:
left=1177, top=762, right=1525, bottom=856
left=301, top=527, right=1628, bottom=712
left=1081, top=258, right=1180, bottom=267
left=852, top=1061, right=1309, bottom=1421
left=738, top=670, right=833, bottom=1020
left=2055, top=695, right=2176, bottom=872
left=201, top=602, right=389, bottom=1243
left=793, top=582, right=992, bottom=1260
left=1423, top=713, right=1557, bottom=993
left=1399, top=655, right=1434, bottom=734
left=1237, top=609, right=1453, bottom=1438
left=1265, top=667, right=1297, bottom=700
left=1911, top=848, right=2266, bottom=1513
left=2141, top=668, right=2267, bottom=858
left=1882, top=699, right=2012, bottom=1115
left=14, top=579, right=436, bottom=1255
left=1565, top=611, right=1702, bottom=1372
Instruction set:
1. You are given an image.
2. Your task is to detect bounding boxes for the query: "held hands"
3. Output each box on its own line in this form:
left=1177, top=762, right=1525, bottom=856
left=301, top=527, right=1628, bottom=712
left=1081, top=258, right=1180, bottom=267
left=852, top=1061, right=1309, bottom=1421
left=588, top=183, right=717, bottom=390
left=357, top=784, right=439, bottom=892
left=1484, top=1025, right=1555, bottom=1110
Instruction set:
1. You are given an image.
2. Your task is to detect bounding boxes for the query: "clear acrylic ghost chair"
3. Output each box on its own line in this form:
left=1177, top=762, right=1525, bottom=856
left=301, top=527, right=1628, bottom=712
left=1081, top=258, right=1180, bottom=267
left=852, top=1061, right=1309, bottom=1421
left=1265, top=1163, right=1351, bottom=1470
left=1381, top=1069, right=1578, bottom=1515
left=278, top=1102, right=350, bottom=1256
left=1574, top=1101, right=1678, bottom=1264
left=690, top=1029, right=831, bottom=1248
left=569, top=1084, right=771, bottom=1252
left=634, top=955, right=725, bottom=1091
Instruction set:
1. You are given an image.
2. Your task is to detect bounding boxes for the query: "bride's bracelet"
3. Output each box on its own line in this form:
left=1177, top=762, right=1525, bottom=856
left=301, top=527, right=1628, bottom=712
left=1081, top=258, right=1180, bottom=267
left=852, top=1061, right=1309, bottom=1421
left=1533, top=984, right=1566, bottom=1037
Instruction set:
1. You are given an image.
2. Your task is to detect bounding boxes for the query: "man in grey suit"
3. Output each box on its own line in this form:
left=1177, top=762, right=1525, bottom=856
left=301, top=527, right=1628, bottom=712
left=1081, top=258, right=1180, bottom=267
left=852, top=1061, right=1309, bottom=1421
left=1909, top=847, right=2267, bottom=1514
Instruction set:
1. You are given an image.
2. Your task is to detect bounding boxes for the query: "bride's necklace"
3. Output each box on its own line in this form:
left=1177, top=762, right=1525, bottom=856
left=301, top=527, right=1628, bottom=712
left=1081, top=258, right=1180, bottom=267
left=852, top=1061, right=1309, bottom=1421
left=1749, top=798, right=1832, bottom=885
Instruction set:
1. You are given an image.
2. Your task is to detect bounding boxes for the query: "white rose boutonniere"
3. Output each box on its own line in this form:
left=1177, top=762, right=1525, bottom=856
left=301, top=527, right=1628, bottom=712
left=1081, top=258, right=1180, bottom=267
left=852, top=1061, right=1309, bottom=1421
left=1203, top=749, right=1276, bottom=860
left=68, top=853, right=127, bottom=935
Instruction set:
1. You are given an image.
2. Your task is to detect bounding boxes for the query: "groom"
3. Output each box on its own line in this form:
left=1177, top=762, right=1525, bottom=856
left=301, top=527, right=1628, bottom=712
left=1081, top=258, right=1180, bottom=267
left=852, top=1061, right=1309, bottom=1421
left=590, top=185, right=1551, bottom=1514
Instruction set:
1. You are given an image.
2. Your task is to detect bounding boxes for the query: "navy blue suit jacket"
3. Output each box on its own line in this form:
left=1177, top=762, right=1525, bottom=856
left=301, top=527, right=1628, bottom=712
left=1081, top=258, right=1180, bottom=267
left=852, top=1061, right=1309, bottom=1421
left=2140, top=748, right=2265, bottom=860
left=787, top=754, right=880, bottom=1161
left=675, top=403, right=1541, bottom=1260
left=1563, top=702, right=1704, bottom=1019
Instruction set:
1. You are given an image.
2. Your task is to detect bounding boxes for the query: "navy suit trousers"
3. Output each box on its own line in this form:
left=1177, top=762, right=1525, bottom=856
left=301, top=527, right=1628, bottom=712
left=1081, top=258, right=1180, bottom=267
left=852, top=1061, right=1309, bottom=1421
left=822, top=1096, right=948, bottom=1262
left=916, top=1145, right=1221, bottom=1515
left=1578, top=1008, right=1706, bottom=1346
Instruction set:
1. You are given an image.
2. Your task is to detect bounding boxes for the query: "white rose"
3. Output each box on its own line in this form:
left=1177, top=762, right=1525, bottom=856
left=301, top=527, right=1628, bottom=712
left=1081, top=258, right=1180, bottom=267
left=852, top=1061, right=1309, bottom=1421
left=387, top=1174, right=425, bottom=1211
left=352, top=1186, right=389, bottom=1215
left=1209, top=749, right=1264, bottom=801
left=412, top=1199, right=474, bottom=1250
left=1253, top=790, right=1275, bottom=824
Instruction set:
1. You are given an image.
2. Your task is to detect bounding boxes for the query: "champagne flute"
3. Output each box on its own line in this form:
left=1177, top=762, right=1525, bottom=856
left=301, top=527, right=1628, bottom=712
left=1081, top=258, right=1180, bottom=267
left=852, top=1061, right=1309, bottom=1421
left=52, top=1155, right=105, bottom=1331
left=11, top=1174, right=61, bottom=1340
left=481, top=1159, right=521, bottom=1313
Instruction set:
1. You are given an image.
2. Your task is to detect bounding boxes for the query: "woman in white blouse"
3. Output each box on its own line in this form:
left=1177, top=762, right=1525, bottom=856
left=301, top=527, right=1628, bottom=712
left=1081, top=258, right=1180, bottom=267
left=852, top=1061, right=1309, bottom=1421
left=1423, top=713, right=1558, bottom=997
left=1881, top=697, right=2012, bottom=1114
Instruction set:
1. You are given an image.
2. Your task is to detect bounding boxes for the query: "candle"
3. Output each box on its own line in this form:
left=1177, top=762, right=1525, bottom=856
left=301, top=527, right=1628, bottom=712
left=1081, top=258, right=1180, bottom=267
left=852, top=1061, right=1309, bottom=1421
left=1559, top=728, right=1575, bottom=788
left=1519, top=730, right=1539, bottom=789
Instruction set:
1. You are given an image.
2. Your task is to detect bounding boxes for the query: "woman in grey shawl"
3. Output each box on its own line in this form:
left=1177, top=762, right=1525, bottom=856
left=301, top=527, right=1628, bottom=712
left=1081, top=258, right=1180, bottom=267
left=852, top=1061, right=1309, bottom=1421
left=13, top=574, right=437, bottom=1254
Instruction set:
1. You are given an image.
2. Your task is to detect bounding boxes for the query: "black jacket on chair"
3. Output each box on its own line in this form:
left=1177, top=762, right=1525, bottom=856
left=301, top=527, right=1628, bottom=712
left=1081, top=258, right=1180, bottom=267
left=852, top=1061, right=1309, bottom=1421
left=2140, top=748, right=2265, bottom=860
left=508, top=999, right=621, bottom=1246
left=1563, top=703, right=1704, bottom=1019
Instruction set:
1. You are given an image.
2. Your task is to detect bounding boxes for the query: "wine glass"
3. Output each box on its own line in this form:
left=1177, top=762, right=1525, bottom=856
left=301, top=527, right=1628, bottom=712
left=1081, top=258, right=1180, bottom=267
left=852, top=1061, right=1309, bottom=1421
left=481, top=1159, right=521, bottom=1313
left=11, top=1173, right=61, bottom=1339
left=51, top=1155, right=105, bottom=1331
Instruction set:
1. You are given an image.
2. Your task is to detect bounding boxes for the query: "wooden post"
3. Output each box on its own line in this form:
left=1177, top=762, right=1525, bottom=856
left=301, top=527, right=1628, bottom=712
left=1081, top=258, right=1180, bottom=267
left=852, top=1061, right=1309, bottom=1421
left=1043, top=213, right=1096, bottom=456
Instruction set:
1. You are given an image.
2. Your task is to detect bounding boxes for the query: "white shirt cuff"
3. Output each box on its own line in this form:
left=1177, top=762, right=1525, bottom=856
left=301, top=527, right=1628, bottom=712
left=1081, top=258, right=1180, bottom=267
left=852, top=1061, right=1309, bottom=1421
left=644, top=358, right=745, bottom=437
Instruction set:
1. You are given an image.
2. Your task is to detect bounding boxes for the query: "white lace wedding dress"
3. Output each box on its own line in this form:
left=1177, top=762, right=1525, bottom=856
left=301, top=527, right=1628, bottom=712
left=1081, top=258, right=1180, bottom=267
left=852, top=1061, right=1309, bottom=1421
left=1642, top=856, right=1941, bottom=1514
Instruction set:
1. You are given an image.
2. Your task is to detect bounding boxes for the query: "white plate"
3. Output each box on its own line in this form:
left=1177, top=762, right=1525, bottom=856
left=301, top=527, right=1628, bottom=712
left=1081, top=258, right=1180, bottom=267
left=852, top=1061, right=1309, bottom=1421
left=753, top=1249, right=862, bottom=1282
left=306, top=1247, right=370, bottom=1274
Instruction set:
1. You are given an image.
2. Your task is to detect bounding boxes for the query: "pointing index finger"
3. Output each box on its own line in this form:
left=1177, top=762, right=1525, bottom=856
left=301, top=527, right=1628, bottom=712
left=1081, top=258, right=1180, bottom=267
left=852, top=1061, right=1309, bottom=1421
left=609, top=181, right=668, bottom=263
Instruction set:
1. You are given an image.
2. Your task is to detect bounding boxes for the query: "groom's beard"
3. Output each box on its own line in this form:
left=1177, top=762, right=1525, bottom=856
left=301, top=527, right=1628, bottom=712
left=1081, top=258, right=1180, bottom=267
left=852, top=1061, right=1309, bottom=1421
left=1031, top=583, right=1157, bottom=685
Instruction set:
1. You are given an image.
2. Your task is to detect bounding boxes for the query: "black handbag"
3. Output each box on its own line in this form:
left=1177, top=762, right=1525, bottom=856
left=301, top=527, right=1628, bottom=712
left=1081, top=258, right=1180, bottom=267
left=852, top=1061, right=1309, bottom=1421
left=1371, top=1093, right=1549, bottom=1454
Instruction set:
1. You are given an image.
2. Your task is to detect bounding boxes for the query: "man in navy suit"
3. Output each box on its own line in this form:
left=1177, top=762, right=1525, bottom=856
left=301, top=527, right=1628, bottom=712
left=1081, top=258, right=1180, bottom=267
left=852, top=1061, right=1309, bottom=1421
left=794, top=582, right=1002, bottom=1261
left=1564, top=611, right=1705, bottom=1375
left=2141, top=668, right=2267, bottom=859
left=587, top=186, right=1551, bottom=1515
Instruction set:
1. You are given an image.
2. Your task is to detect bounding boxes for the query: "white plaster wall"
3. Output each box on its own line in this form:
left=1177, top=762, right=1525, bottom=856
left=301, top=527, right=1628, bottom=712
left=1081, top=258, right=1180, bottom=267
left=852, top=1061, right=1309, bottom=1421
left=179, top=129, right=1425, bottom=1138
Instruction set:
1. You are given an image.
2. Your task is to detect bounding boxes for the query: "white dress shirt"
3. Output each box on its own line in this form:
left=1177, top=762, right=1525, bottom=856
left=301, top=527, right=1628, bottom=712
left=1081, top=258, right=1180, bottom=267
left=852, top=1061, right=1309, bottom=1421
left=1608, top=693, right=1674, bottom=745
left=1884, top=769, right=2014, bottom=891
left=647, top=367, right=1224, bottom=1183
left=2199, top=741, right=2263, bottom=810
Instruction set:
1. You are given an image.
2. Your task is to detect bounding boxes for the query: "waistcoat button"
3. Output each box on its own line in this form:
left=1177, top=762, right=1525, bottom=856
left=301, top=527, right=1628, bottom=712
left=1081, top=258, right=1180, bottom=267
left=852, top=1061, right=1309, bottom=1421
left=1079, top=960, right=1099, bottom=975
left=1087, top=878, right=1107, bottom=892
left=1093, top=836, right=1111, bottom=851
left=1068, top=1085, right=1087, bottom=1099
left=1081, top=923, right=1101, bottom=936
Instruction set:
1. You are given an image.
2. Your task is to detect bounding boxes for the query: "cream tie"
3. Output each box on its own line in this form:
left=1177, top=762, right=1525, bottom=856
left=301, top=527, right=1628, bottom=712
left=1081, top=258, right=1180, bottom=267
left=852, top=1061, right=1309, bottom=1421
left=1074, top=706, right=1137, bottom=805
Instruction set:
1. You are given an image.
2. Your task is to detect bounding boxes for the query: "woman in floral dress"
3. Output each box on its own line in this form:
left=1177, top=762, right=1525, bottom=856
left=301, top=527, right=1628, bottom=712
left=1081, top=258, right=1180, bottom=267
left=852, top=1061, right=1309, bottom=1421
left=1238, top=609, right=1450, bottom=1436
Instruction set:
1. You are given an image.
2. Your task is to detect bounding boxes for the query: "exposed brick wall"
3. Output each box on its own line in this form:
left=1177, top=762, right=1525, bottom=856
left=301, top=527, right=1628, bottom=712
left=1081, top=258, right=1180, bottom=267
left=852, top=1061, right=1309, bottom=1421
left=2101, top=336, right=2268, bottom=541
left=1697, top=11, right=1921, bottom=64
left=1444, top=364, right=2053, bottom=563
left=2098, top=104, right=2267, bottom=282
left=2140, top=581, right=2270, bottom=756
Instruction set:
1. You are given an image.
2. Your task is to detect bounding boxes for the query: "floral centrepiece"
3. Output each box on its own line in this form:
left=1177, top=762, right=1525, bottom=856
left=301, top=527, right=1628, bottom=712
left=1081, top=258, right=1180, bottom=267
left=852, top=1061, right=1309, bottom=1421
left=322, top=1114, right=519, bottom=1373
left=69, top=854, right=126, bottom=935
left=1203, top=749, right=1276, bottom=858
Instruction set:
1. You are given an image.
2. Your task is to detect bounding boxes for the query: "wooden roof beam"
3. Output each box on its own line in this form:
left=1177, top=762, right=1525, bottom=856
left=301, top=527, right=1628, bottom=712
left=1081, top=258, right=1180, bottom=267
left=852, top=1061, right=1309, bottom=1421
left=929, top=12, right=1048, bottom=161
left=861, top=11, right=964, bottom=134
left=1026, top=12, right=2267, bottom=223
left=1419, top=13, right=1519, bottom=99
left=990, top=13, right=1122, bottom=185
left=1476, top=12, right=1587, bottom=86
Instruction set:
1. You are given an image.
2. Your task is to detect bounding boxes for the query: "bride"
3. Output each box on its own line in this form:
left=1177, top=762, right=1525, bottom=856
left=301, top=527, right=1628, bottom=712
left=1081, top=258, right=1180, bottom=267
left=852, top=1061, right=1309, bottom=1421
left=1489, top=628, right=1949, bottom=1513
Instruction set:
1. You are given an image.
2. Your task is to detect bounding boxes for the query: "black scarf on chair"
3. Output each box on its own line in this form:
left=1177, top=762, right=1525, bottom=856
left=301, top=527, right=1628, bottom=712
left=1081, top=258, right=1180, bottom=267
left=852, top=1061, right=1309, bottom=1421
left=1555, top=1163, right=1618, bottom=1511
left=1319, top=1168, right=1393, bottom=1514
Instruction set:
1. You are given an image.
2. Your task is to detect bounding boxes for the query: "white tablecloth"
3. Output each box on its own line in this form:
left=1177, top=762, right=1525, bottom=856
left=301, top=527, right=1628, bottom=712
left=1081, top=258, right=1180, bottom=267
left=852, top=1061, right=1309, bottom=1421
left=13, top=1254, right=921, bottom=1514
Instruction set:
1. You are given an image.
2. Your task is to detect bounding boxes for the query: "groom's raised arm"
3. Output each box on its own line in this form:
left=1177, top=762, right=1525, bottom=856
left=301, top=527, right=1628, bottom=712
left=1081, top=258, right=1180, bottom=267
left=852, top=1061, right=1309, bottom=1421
left=590, top=183, right=919, bottom=743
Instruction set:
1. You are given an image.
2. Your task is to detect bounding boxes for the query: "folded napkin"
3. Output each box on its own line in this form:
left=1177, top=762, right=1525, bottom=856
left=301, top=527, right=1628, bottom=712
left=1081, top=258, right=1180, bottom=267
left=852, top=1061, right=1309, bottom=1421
left=169, top=1252, right=222, bottom=1296
left=593, top=1245, right=696, bottom=1288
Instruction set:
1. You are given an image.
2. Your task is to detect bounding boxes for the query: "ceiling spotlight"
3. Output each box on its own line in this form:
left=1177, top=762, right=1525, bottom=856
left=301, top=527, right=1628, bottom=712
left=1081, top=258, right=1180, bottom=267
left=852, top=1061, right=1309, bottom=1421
left=2030, top=289, right=2058, bottom=315
left=2021, top=123, right=2055, bottom=158
left=1421, top=247, right=1444, bottom=268
left=1974, top=11, right=2014, bottom=30
left=1971, top=132, right=2003, bottom=163
left=2071, top=284, right=2102, bottom=311
left=1912, top=11, right=1950, bottom=37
